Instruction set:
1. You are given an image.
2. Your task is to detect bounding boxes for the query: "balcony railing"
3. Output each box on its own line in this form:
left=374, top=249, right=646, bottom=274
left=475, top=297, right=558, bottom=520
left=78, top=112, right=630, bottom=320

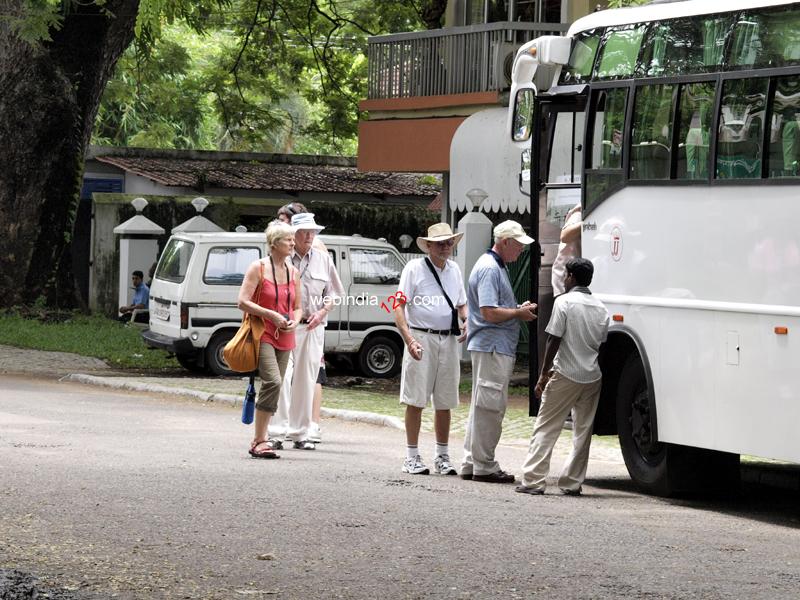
left=367, top=22, right=569, bottom=100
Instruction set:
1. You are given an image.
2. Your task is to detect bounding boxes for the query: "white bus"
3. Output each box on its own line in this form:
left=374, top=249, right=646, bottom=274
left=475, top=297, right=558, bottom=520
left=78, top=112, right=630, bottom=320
left=509, top=0, right=800, bottom=495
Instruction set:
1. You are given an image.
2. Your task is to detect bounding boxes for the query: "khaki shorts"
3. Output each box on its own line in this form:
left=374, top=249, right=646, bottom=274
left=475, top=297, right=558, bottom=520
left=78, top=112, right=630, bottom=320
left=399, top=330, right=460, bottom=410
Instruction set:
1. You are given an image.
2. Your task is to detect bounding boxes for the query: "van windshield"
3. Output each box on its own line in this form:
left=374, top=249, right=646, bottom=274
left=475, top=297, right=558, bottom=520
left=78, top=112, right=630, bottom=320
left=155, top=239, right=194, bottom=283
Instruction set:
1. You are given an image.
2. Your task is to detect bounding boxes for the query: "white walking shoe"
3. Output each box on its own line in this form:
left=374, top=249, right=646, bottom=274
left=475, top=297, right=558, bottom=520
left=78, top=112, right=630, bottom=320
left=434, top=454, right=458, bottom=476
left=401, top=455, right=430, bottom=475
left=308, top=422, right=322, bottom=443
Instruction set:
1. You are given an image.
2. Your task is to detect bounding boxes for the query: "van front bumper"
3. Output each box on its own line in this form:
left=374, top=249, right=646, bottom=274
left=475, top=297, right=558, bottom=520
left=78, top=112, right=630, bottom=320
left=141, top=329, right=196, bottom=355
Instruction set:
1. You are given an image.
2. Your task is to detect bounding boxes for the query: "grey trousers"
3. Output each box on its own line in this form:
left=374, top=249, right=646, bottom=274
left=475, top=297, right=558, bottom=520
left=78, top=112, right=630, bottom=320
left=461, top=350, right=515, bottom=476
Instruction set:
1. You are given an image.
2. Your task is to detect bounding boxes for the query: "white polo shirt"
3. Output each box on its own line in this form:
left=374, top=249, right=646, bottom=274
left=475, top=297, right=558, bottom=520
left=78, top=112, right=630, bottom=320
left=546, top=287, right=610, bottom=383
left=398, top=257, right=466, bottom=331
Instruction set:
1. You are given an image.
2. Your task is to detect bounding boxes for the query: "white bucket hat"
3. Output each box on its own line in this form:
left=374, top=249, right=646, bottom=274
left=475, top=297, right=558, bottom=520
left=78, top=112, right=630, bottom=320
left=291, top=212, right=325, bottom=232
left=493, top=220, right=534, bottom=245
left=416, top=223, right=464, bottom=253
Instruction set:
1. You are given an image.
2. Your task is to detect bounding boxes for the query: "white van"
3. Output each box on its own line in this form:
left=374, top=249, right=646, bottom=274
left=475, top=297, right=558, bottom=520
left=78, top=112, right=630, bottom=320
left=142, top=232, right=407, bottom=378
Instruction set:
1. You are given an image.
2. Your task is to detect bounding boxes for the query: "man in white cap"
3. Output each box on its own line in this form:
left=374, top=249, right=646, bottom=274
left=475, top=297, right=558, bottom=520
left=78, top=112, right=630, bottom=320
left=461, top=220, right=536, bottom=483
left=395, top=223, right=468, bottom=476
left=283, top=213, right=343, bottom=450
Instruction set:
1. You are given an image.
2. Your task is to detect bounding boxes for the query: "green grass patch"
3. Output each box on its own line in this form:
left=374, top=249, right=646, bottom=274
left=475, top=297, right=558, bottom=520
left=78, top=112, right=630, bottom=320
left=0, top=311, right=179, bottom=369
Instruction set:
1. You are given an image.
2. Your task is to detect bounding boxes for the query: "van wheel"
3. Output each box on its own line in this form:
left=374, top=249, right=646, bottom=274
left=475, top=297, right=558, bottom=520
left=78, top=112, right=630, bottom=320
left=176, top=353, right=205, bottom=374
left=358, top=336, right=401, bottom=378
left=617, top=355, right=740, bottom=496
left=205, top=331, right=236, bottom=376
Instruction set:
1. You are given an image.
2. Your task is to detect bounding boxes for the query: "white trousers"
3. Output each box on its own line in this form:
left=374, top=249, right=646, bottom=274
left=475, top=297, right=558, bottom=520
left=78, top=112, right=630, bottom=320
left=268, top=324, right=324, bottom=441
left=461, top=350, right=515, bottom=477
left=519, top=371, right=602, bottom=492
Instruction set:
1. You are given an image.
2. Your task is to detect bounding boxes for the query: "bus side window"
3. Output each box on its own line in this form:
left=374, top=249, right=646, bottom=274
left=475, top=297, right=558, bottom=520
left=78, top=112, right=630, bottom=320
left=768, top=75, right=800, bottom=178
left=728, top=6, right=800, bottom=69
left=676, top=81, right=715, bottom=180
left=716, top=78, right=769, bottom=180
left=586, top=87, right=627, bottom=210
left=594, top=25, right=646, bottom=80
left=630, top=84, right=675, bottom=180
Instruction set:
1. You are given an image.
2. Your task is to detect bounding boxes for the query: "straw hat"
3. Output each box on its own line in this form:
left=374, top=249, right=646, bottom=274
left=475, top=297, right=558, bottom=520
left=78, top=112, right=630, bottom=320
left=416, top=223, right=464, bottom=253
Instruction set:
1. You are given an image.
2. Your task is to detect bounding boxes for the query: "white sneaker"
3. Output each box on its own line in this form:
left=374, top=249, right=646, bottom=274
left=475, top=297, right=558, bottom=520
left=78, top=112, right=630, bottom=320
left=402, top=455, right=430, bottom=475
left=308, top=422, right=322, bottom=443
left=434, top=454, right=458, bottom=476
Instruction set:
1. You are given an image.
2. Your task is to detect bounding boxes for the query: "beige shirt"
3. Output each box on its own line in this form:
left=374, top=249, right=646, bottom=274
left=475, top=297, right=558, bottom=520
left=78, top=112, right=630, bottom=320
left=291, top=248, right=344, bottom=324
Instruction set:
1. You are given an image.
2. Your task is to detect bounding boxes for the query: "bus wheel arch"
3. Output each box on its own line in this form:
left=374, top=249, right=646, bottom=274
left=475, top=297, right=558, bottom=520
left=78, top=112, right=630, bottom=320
left=607, top=331, right=739, bottom=497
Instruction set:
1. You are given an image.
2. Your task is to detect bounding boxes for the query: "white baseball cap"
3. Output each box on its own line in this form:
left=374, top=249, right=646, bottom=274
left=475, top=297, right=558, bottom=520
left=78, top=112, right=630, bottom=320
left=493, top=220, right=534, bottom=245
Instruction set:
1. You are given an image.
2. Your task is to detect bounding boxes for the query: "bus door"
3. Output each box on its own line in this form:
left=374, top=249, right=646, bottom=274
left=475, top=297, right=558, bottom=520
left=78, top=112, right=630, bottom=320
left=528, top=93, right=587, bottom=413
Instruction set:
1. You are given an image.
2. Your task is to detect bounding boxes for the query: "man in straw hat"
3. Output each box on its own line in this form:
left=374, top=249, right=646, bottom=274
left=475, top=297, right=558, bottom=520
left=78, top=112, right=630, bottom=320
left=395, top=223, right=468, bottom=475
left=461, top=220, right=536, bottom=483
left=282, top=212, right=343, bottom=450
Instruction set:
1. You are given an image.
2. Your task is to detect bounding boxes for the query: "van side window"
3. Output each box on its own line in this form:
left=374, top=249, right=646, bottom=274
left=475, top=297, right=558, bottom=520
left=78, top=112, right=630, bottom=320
left=204, top=246, right=261, bottom=286
left=350, top=248, right=403, bottom=285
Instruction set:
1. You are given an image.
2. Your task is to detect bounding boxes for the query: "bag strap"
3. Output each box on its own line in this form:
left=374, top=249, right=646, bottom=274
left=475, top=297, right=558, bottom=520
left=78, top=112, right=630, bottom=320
left=423, top=257, right=455, bottom=311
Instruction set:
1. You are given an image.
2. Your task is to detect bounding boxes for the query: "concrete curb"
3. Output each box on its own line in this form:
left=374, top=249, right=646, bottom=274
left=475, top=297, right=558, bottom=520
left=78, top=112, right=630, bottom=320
left=61, top=373, right=405, bottom=431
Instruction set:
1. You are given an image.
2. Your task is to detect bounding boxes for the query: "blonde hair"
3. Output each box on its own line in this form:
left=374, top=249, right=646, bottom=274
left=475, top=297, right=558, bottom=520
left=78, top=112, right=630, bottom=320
left=265, top=220, right=294, bottom=249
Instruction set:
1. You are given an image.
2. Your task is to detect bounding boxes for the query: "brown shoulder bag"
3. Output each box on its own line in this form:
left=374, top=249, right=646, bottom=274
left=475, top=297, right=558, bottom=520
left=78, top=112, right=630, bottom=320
left=223, top=262, right=267, bottom=372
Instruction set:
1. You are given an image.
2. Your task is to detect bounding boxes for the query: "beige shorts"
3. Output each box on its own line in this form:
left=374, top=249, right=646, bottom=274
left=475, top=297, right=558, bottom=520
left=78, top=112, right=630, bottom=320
left=399, top=330, right=460, bottom=410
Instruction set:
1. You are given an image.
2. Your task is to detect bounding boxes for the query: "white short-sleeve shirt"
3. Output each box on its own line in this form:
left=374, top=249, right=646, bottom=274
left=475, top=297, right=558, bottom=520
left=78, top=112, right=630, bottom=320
left=399, top=257, right=466, bottom=331
left=546, top=288, right=610, bottom=383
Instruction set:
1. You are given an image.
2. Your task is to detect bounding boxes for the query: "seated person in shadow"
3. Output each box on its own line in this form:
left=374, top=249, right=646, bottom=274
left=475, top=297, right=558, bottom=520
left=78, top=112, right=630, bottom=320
left=118, top=270, right=150, bottom=323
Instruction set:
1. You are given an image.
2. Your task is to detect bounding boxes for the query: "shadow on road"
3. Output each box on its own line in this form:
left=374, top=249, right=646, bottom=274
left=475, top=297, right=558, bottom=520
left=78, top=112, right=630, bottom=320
left=588, top=463, right=800, bottom=529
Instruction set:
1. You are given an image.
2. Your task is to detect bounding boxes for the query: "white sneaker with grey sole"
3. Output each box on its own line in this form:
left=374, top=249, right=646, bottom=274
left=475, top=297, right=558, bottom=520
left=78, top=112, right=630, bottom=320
left=402, top=455, right=430, bottom=475
left=308, top=422, right=322, bottom=443
left=434, top=454, right=457, bottom=475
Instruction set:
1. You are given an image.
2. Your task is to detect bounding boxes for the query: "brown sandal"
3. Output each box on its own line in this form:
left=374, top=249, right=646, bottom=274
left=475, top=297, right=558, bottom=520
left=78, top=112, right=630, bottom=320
left=249, top=439, right=280, bottom=459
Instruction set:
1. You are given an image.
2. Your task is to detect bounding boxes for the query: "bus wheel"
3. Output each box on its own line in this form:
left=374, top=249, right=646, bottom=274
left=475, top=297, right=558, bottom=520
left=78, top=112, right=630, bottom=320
left=616, top=355, right=669, bottom=495
left=617, top=355, right=740, bottom=497
left=358, top=336, right=401, bottom=378
left=205, top=331, right=236, bottom=377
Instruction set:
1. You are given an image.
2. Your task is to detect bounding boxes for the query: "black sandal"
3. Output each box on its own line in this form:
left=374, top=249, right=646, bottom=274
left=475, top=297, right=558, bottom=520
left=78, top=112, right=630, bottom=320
left=249, top=440, right=280, bottom=459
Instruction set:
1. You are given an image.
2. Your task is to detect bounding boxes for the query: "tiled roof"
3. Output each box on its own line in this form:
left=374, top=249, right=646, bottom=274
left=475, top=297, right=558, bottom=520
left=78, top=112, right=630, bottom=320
left=95, top=155, right=440, bottom=198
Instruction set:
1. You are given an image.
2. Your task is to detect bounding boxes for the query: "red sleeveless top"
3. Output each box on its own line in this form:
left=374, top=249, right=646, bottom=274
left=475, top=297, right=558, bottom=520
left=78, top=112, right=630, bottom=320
left=257, top=261, right=296, bottom=351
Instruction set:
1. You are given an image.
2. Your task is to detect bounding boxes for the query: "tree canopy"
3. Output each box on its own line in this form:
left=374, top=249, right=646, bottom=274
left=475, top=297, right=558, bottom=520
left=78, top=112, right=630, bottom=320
left=92, top=0, right=444, bottom=155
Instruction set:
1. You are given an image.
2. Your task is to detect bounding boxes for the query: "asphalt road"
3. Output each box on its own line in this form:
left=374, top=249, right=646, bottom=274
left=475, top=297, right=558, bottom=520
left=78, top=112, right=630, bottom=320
left=2, top=375, right=800, bottom=599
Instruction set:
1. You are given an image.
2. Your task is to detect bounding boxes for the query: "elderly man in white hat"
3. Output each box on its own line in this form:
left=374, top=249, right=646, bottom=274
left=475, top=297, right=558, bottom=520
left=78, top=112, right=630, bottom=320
left=395, top=223, right=468, bottom=475
left=281, top=212, right=343, bottom=450
left=461, top=220, right=536, bottom=483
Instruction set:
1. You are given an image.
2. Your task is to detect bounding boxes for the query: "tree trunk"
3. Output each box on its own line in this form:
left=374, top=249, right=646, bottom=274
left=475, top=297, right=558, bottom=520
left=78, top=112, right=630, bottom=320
left=0, top=0, right=140, bottom=308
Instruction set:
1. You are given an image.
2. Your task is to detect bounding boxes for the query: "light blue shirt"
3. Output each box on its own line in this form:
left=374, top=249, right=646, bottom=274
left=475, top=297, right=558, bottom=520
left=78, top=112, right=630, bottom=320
left=466, top=251, right=519, bottom=357
left=132, top=282, right=150, bottom=308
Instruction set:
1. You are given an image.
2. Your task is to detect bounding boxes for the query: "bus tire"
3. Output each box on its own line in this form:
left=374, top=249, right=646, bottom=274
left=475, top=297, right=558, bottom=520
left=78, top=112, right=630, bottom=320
left=358, top=335, right=401, bottom=378
left=617, top=355, right=740, bottom=497
left=205, top=330, right=236, bottom=377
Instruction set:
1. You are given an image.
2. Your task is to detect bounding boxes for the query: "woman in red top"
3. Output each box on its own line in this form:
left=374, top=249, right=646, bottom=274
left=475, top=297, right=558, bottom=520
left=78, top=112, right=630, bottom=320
left=237, top=221, right=302, bottom=458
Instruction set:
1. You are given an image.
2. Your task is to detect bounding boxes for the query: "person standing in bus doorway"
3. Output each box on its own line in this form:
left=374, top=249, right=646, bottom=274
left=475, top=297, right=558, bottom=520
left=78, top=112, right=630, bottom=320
left=551, top=204, right=582, bottom=296
left=269, top=203, right=329, bottom=446
left=394, top=223, right=468, bottom=476
left=461, top=220, right=536, bottom=483
left=284, top=213, right=343, bottom=450
left=516, top=257, right=610, bottom=496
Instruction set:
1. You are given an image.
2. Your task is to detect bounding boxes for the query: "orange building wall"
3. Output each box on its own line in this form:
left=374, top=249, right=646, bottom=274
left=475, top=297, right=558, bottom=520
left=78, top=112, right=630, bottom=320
left=357, top=117, right=465, bottom=173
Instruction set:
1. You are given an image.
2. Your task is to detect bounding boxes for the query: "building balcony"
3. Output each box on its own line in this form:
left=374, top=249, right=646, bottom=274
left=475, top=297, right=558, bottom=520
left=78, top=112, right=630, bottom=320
left=366, top=21, right=568, bottom=101
left=359, top=21, right=567, bottom=174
